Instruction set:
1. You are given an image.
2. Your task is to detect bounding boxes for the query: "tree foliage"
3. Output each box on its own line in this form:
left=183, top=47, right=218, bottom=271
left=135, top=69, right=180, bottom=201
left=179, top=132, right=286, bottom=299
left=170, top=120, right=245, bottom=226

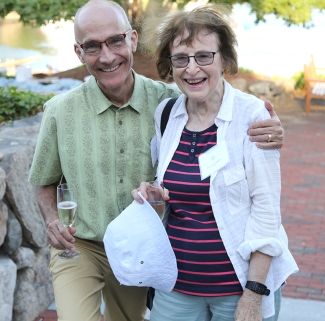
left=0, top=0, right=324, bottom=27
left=236, top=0, right=325, bottom=27
left=0, top=0, right=86, bottom=26
left=170, top=0, right=325, bottom=27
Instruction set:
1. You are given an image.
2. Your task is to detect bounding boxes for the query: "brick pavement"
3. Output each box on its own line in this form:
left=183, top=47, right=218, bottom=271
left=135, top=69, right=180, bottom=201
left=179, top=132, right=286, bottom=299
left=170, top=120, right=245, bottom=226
left=33, top=310, right=104, bottom=321
left=278, top=102, right=325, bottom=301
left=33, top=99, right=325, bottom=321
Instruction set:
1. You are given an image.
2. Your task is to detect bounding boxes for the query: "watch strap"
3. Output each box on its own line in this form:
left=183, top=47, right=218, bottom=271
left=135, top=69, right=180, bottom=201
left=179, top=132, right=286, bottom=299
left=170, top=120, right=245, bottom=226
left=245, top=281, right=270, bottom=296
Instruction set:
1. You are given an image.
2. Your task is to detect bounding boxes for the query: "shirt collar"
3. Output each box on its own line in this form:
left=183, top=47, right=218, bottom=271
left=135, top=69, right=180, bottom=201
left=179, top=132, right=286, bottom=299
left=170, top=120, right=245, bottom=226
left=217, top=80, right=234, bottom=122
left=173, top=94, right=189, bottom=118
left=127, top=71, right=144, bottom=113
left=89, top=70, right=142, bottom=115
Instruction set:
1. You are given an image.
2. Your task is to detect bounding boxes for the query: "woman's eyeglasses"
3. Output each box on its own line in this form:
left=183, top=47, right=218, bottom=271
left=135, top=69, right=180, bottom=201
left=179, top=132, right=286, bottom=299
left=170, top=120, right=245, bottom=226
left=169, top=51, right=219, bottom=68
left=78, top=29, right=132, bottom=55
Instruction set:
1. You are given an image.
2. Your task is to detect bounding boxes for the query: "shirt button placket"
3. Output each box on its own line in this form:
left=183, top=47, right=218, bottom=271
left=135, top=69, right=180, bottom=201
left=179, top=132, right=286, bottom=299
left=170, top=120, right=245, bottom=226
left=118, top=120, right=124, bottom=182
left=116, top=111, right=126, bottom=210
left=191, top=133, right=197, bottom=155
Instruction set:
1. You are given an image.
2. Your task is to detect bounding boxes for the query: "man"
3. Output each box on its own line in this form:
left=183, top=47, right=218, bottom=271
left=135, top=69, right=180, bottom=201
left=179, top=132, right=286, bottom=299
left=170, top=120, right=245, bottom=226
left=29, top=1, right=284, bottom=321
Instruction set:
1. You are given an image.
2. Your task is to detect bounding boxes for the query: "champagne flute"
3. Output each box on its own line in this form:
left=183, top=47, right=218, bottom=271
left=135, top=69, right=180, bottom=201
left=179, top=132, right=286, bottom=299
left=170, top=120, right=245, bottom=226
left=57, top=183, right=80, bottom=259
left=147, top=181, right=166, bottom=220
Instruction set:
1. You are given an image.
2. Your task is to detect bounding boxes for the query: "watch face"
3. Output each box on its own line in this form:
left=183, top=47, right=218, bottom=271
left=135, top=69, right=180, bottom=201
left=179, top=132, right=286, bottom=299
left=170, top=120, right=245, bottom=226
left=256, top=284, right=264, bottom=294
left=246, top=281, right=270, bottom=296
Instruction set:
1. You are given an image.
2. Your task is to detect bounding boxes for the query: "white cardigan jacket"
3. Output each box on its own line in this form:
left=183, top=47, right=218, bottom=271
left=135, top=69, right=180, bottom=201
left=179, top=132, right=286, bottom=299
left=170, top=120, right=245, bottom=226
left=152, top=80, right=298, bottom=318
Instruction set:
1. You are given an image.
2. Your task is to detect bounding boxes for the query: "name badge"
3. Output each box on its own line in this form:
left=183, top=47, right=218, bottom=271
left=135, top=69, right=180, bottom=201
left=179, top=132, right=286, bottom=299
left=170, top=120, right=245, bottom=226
left=198, top=140, right=229, bottom=180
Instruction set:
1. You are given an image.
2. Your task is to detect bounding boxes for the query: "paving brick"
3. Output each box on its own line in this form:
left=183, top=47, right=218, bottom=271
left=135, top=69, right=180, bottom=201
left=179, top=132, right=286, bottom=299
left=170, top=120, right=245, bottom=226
left=33, top=311, right=105, bottom=321
left=309, top=282, right=325, bottom=289
left=307, top=293, right=325, bottom=301
left=297, top=272, right=314, bottom=278
left=33, top=310, right=57, bottom=321
left=296, top=287, right=322, bottom=294
left=282, top=291, right=308, bottom=299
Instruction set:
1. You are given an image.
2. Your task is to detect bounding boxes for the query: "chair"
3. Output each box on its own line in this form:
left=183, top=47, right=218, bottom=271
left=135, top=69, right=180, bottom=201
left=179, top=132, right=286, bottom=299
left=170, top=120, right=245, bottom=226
left=303, top=56, right=325, bottom=114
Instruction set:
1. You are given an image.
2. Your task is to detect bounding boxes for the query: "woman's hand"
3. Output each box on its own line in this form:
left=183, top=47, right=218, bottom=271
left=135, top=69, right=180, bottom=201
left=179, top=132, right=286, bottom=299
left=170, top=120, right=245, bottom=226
left=235, top=251, right=272, bottom=320
left=234, top=289, right=263, bottom=321
left=131, top=181, right=170, bottom=204
left=131, top=181, right=148, bottom=204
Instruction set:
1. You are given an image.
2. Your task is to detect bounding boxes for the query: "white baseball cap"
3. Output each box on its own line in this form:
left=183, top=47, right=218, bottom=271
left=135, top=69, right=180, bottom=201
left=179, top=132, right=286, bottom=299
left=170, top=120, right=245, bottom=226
left=103, top=192, right=177, bottom=292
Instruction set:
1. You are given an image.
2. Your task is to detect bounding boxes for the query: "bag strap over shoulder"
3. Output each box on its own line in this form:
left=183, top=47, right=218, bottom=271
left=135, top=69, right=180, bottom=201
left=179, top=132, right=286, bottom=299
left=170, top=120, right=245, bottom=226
left=160, top=98, right=177, bottom=136
left=59, top=175, right=66, bottom=185
left=148, top=100, right=177, bottom=308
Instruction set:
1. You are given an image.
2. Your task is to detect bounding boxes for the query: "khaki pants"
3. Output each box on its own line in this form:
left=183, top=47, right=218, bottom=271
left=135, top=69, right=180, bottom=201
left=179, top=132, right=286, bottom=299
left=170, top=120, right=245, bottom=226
left=49, top=237, right=148, bottom=321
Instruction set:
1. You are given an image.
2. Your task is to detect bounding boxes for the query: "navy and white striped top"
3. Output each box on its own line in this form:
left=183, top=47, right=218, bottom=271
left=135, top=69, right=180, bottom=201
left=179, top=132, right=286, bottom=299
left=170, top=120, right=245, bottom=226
left=163, top=124, right=243, bottom=297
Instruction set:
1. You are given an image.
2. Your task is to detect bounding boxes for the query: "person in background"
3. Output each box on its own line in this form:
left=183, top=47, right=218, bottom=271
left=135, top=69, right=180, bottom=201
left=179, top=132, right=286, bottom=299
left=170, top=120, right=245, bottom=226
left=132, top=4, right=297, bottom=321
left=29, top=1, right=285, bottom=320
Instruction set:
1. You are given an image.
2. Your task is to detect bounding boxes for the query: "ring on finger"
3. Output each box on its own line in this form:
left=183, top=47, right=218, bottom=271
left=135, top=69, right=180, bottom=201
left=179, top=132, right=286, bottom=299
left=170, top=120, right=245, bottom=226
left=268, top=134, right=272, bottom=142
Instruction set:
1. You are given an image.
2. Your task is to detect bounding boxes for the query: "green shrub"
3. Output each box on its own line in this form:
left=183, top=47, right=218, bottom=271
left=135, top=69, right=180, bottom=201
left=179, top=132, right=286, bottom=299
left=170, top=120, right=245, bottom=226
left=292, top=71, right=306, bottom=92
left=238, top=67, right=254, bottom=74
left=0, top=86, right=54, bottom=124
left=292, top=70, right=325, bottom=93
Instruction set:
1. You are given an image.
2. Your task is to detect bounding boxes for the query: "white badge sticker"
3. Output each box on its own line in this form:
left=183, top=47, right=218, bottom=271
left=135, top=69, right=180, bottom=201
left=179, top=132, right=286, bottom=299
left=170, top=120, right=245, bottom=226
left=198, top=140, right=229, bottom=180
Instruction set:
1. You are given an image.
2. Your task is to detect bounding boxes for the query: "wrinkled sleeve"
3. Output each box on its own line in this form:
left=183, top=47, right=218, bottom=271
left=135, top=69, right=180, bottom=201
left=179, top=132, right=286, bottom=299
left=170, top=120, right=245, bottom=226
left=28, top=103, right=62, bottom=185
left=237, top=106, right=284, bottom=260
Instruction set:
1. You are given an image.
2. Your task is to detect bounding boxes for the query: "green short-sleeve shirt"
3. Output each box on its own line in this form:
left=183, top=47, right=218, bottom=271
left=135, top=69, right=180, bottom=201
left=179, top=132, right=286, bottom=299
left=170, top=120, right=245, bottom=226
left=29, top=72, right=180, bottom=241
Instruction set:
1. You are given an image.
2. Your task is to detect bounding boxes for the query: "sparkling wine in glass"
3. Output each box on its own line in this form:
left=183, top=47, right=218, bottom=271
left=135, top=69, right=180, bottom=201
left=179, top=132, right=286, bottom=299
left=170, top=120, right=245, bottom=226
left=57, top=183, right=80, bottom=259
left=147, top=181, right=166, bottom=220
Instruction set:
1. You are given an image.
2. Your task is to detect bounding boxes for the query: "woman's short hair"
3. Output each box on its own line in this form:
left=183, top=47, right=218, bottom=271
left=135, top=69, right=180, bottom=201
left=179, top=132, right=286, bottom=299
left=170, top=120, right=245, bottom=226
left=151, top=4, right=238, bottom=80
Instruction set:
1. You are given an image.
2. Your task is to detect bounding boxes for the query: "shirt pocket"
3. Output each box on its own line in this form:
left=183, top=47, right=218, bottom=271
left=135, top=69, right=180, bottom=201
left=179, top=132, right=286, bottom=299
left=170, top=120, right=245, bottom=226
left=223, top=165, right=251, bottom=215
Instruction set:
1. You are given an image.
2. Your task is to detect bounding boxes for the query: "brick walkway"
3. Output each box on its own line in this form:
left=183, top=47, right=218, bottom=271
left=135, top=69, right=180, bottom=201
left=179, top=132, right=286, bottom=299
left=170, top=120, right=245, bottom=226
left=279, top=103, right=325, bottom=301
left=33, top=99, right=325, bottom=321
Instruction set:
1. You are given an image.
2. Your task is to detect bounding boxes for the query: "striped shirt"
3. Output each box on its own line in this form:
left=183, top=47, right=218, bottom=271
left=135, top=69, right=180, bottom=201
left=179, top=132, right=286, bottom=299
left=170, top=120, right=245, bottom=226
left=164, top=124, right=243, bottom=296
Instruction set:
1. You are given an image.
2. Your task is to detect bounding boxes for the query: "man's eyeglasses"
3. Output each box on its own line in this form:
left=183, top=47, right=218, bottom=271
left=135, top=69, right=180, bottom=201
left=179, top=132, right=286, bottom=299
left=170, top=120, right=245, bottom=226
left=169, top=51, right=219, bottom=68
left=78, top=29, right=132, bottom=56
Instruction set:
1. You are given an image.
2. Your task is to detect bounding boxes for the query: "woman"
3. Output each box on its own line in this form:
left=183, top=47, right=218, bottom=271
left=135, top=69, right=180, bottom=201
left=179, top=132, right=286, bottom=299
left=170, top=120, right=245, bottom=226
left=132, top=4, right=298, bottom=321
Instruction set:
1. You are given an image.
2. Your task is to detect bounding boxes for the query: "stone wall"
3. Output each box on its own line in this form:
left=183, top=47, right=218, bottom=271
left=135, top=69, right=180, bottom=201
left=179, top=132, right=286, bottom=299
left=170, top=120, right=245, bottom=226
left=226, top=77, right=295, bottom=110
left=0, top=114, right=54, bottom=321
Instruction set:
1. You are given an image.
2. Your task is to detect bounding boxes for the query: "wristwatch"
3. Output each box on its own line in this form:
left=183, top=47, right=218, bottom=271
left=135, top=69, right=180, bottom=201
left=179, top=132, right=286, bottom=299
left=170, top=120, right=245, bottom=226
left=245, top=281, right=270, bottom=296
